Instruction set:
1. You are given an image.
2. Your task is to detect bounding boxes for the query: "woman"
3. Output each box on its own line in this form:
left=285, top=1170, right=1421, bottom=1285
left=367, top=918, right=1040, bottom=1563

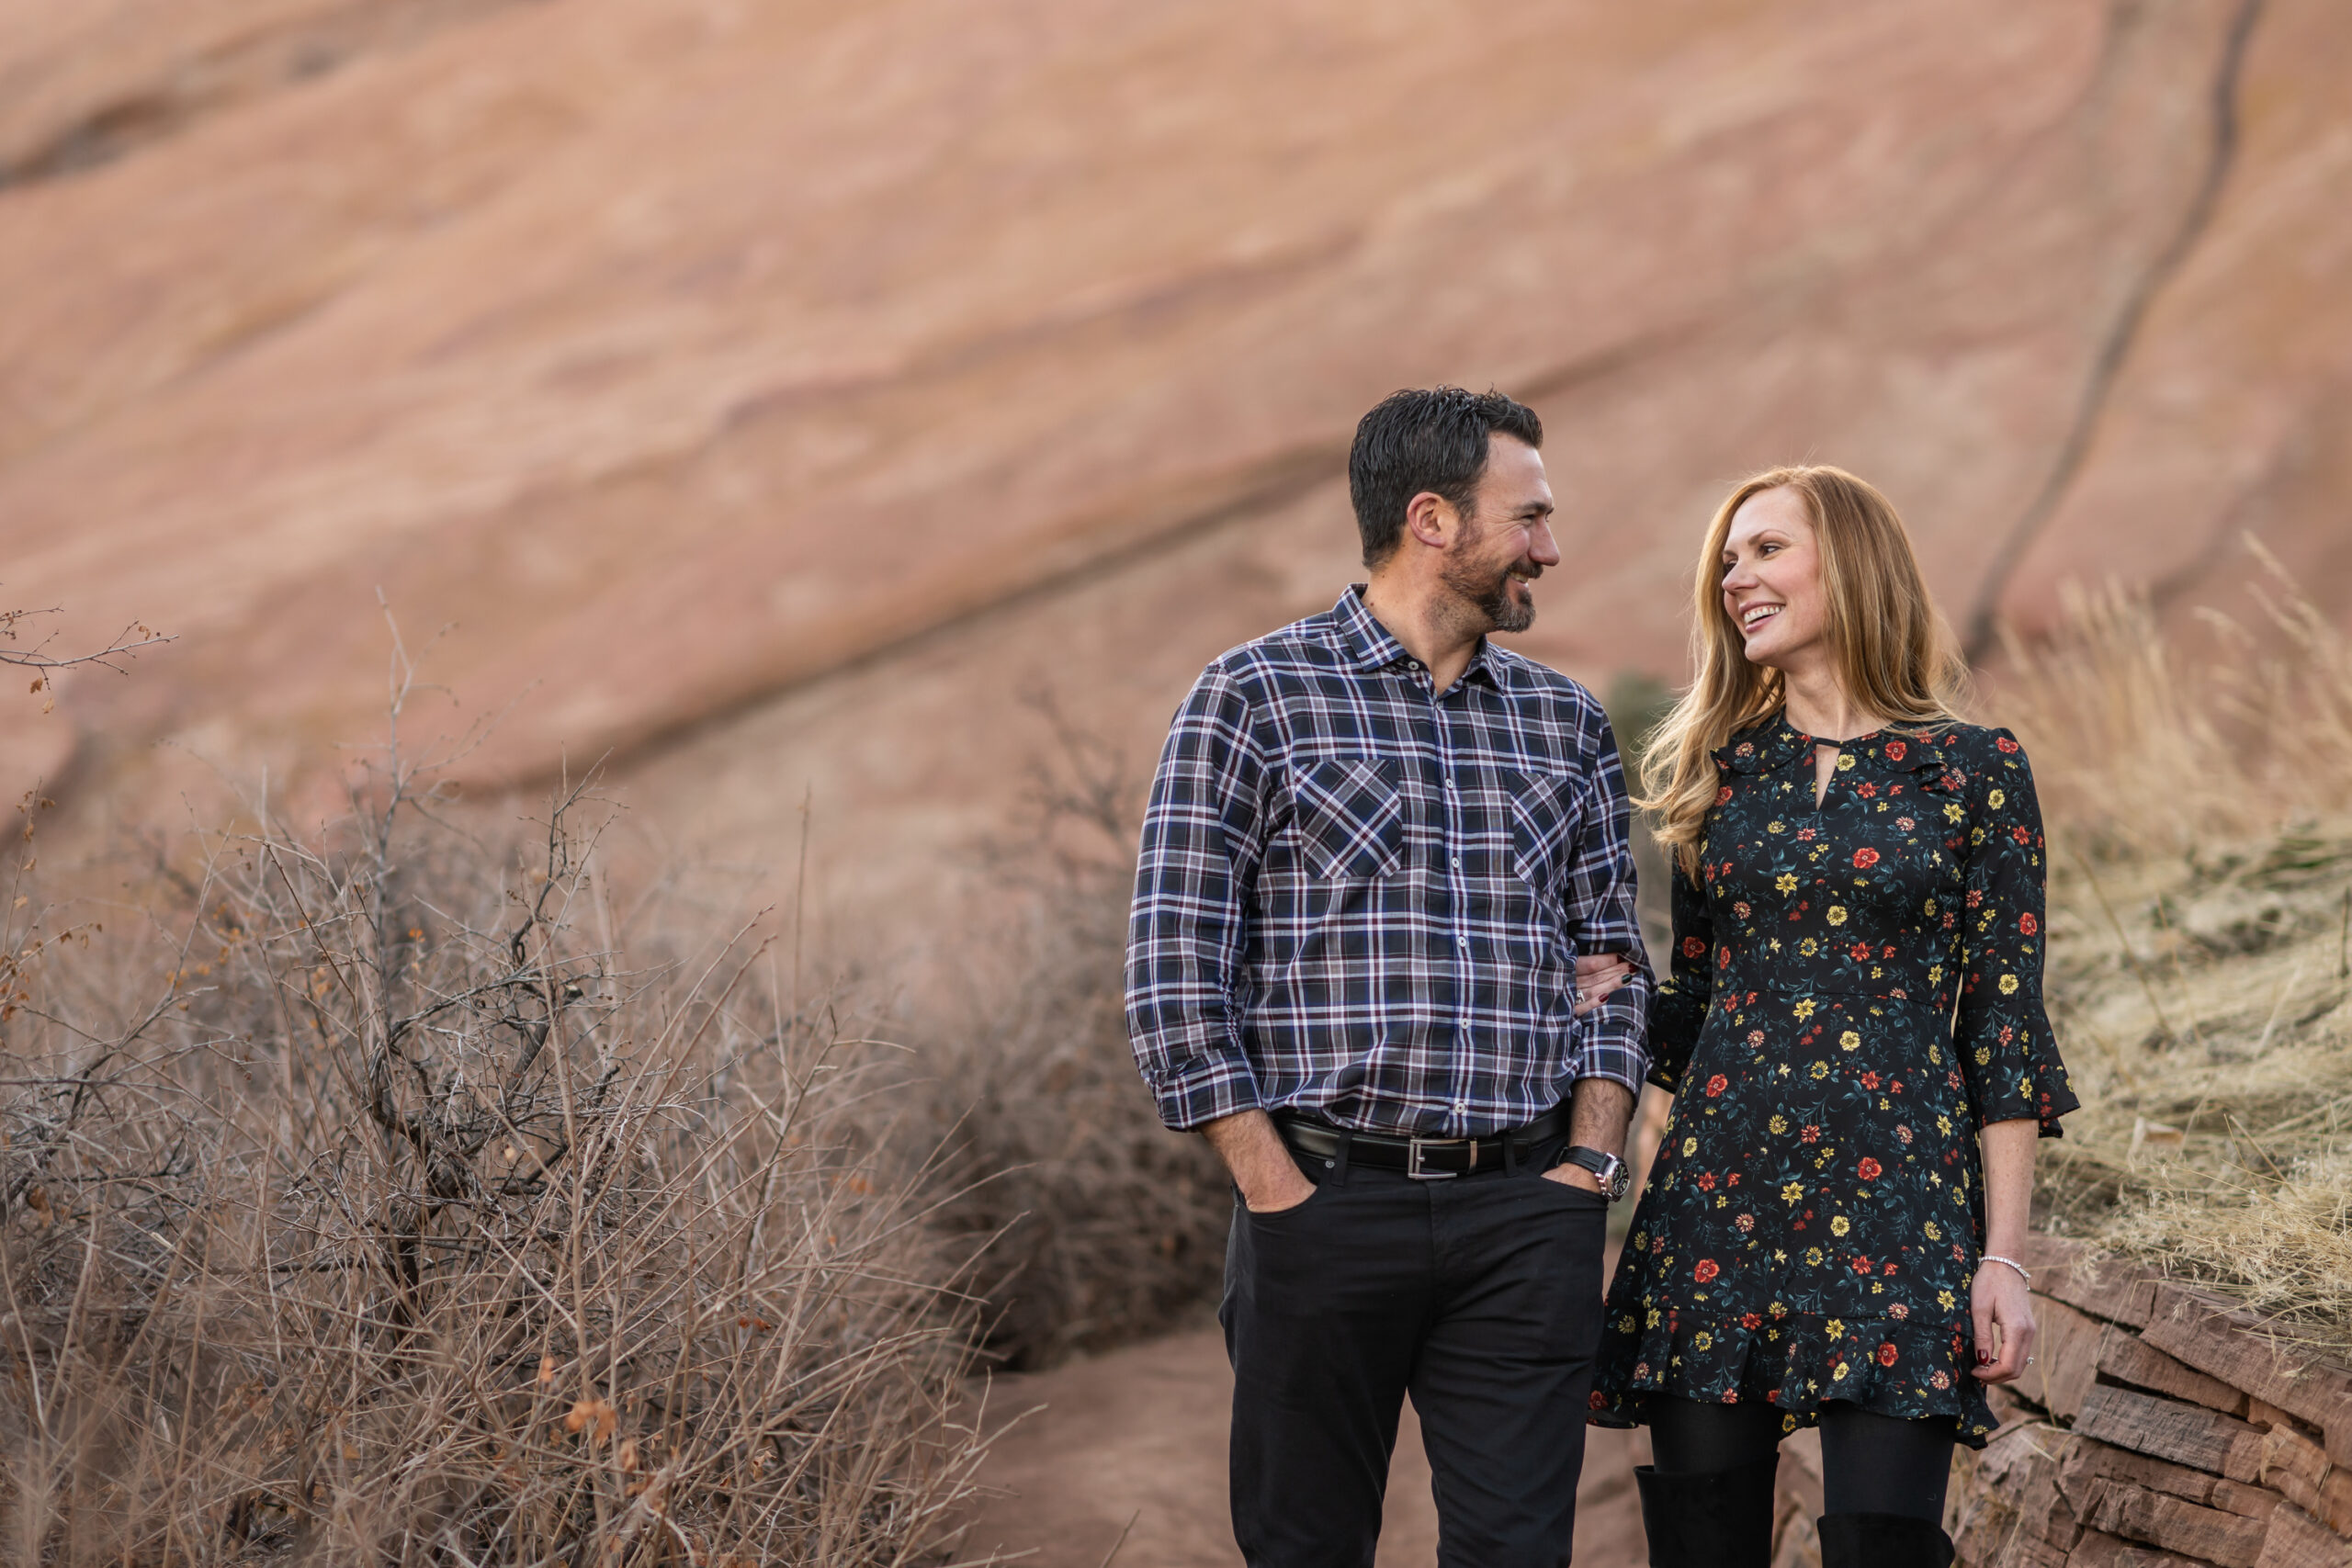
left=1590, top=466, right=2077, bottom=1568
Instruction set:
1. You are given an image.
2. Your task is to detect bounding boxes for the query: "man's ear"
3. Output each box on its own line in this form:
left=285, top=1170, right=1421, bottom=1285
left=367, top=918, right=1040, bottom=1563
left=1402, top=490, right=1458, bottom=552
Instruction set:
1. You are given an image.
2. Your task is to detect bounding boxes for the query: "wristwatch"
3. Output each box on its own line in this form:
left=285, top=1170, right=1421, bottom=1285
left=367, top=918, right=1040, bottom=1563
left=1559, top=1145, right=1632, bottom=1202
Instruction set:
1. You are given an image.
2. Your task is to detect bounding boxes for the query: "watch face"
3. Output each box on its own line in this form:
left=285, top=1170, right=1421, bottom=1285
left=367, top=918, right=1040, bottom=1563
left=1605, top=1160, right=1632, bottom=1201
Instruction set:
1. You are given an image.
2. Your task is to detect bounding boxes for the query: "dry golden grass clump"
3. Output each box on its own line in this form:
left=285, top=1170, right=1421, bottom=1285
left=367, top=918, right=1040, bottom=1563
left=0, top=729, right=993, bottom=1563
left=2007, top=552, right=2352, bottom=1351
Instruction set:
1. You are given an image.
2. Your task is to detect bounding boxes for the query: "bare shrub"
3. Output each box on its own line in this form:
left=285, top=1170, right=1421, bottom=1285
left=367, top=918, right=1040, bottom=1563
left=918, top=696, right=1228, bottom=1372
left=0, top=691, right=989, bottom=1563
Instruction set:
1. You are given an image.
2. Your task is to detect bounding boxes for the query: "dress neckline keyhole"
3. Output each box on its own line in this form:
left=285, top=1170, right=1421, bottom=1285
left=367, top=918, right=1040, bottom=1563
left=1811, top=742, right=1840, bottom=808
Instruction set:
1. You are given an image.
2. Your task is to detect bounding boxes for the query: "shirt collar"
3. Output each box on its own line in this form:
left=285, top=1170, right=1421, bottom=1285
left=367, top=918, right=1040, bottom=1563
left=1331, top=585, right=1507, bottom=689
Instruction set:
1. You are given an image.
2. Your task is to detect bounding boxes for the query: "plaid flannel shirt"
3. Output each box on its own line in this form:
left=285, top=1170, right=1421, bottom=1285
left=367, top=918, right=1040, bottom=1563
left=1125, top=586, right=1653, bottom=1136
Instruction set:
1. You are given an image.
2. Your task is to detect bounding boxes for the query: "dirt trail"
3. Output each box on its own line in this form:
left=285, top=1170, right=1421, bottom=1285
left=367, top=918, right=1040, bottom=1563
left=964, top=1324, right=1652, bottom=1567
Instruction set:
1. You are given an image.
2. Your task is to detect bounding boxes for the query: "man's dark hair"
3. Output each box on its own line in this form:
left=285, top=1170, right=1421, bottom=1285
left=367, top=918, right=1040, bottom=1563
left=1347, top=386, right=1544, bottom=569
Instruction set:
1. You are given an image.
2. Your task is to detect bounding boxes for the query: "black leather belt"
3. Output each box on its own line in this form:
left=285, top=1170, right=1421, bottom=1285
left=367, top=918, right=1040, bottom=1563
left=1274, top=1105, right=1568, bottom=1179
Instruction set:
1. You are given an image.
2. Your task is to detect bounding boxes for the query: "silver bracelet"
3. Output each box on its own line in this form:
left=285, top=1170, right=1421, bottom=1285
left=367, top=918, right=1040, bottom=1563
left=1980, top=1254, right=2031, bottom=1287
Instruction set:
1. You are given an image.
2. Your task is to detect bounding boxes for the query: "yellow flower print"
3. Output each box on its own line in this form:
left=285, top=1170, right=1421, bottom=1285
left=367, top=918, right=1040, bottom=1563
left=1799, top=938, right=1819, bottom=957
left=1682, top=1137, right=1698, bottom=1156
left=1999, top=973, right=2020, bottom=995
left=1839, top=1031, right=1861, bottom=1052
left=1937, top=1290, right=1956, bottom=1311
left=1974, top=1046, right=1992, bottom=1066
left=1835, top=1362, right=1850, bottom=1381
left=1936, top=1115, right=1952, bottom=1136
left=1928, top=964, right=1944, bottom=987
left=1780, top=1181, right=1804, bottom=1205
left=1806, top=1247, right=1824, bottom=1267
left=1647, top=1307, right=1663, bottom=1328
left=1944, top=803, right=1965, bottom=823
left=1693, top=1331, right=1713, bottom=1351
left=1924, top=898, right=1939, bottom=917
left=1776, top=873, right=1799, bottom=895
left=1769, top=820, right=1787, bottom=834
left=1830, top=1215, right=1850, bottom=1237
left=1836, top=752, right=1856, bottom=772
left=1769, top=1114, right=1789, bottom=1135
left=1987, top=788, right=2006, bottom=808
left=1826, top=1318, right=1844, bottom=1338
left=1928, top=1043, right=1942, bottom=1066
left=1924, top=1221, right=1941, bottom=1242
left=1792, top=998, right=1816, bottom=1020
left=1827, top=906, right=1847, bottom=925
left=1810, top=1061, right=1829, bottom=1080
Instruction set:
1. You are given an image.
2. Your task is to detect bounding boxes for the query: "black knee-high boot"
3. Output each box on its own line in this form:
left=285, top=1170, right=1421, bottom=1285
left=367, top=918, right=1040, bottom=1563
left=1634, top=1452, right=1780, bottom=1568
left=1816, top=1510, right=1956, bottom=1568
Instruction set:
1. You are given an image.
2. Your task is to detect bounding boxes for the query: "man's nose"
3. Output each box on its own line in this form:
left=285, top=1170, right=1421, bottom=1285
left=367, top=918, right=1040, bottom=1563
left=1529, top=522, right=1562, bottom=566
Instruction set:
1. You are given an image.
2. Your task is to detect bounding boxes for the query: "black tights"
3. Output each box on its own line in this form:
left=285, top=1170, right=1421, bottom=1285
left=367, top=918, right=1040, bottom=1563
left=1647, top=1397, right=1956, bottom=1522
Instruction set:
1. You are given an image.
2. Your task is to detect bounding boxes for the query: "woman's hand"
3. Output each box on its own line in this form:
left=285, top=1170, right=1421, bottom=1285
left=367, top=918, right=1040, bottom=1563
left=1970, top=1259, right=2035, bottom=1383
left=1573, top=953, right=1636, bottom=1018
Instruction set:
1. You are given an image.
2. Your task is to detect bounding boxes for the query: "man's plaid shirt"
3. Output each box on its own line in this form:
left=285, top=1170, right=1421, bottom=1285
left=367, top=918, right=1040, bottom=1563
left=1125, top=586, right=1653, bottom=1136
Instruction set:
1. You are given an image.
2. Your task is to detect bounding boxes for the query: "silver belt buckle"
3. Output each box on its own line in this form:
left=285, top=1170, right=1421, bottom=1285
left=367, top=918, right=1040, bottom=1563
left=1408, top=1136, right=1471, bottom=1179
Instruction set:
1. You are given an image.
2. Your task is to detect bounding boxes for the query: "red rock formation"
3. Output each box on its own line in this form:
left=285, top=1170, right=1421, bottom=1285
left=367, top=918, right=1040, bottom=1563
left=0, top=0, right=2344, bottom=934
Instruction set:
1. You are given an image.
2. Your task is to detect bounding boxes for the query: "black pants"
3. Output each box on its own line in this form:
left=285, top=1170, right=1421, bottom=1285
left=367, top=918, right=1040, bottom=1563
left=1647, top=1394, right=1957, bottom=1521
left=1222, top=1135, right=1609, bottom=1568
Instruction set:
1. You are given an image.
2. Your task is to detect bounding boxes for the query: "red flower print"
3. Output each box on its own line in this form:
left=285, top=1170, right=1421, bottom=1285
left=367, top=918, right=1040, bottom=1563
left=1733, top=901, right=1751, bottom=919
left=1718, top=947, right=1733, bottom=969
left=2012, top=826, right=2033, bottom=844
left=1996, top=736, right=2019, bottom=753
left=1894, top=1124, right=1913, bottom=1144
left=1931, top=1370, right=1951, bottom=1390
left=1797, top=828, right=1816, bottom=841
left=2018, top=913, right=2039, bottom=936
left=1896, top=817, right=1915, bottom=831
left=1884, top=740, right=1906, bottom=761
left=1590, top=1389, right=1609, bottom=1410
left=1850, top=942, right=1871, bottom=960
left=1742, top=1313, right=1762, bottom=1330
left=1860, top=1072, right=1880, bottom=1090
left=1856, top=782, right=1878, bottom=799
left=1877, top=1342, right=1899, bottom=1367
left=1716, top=785, right=1735, bottom=806
left=1697, top=1172, right=1717, bottom=1191
left=1693, top=1259, right=1720, bottom=1283
left=1857, top=1157, right=1882, bottom=1180
left=1852, top=1257, right=1873, bottom=1274
left=1801, top=1124, right=1821, bottom=1144
left=1883, top=1261, right=1898, bottom=1276
left=1852, top=847, right=1881, bottom=869
left=1704, top=1075, right=1727, bottom=1098
left=1682, top=936, right=1708, bottom=958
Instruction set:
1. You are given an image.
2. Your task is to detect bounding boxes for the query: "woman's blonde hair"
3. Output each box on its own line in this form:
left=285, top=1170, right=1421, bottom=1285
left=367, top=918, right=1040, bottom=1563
left=1638, top=465, right=1971, bottom=877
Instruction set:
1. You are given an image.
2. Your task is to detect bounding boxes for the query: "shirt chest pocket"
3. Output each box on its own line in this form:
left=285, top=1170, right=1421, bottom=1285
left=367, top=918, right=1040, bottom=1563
left=1293, top=757, right=1406, bottom=882
left=1508, top=768, right=1584, bottom=895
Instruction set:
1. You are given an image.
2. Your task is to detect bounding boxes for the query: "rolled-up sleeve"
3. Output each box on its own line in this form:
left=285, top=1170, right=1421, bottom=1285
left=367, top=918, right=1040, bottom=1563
left=1555, top=721, right=1654, bottom=1099
left=1125, top=668, right=1270, bottom=1129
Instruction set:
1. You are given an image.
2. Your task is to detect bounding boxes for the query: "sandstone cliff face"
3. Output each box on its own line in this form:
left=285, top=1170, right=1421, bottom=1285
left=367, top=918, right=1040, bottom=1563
left=1, top=0, right=2343, bottom=936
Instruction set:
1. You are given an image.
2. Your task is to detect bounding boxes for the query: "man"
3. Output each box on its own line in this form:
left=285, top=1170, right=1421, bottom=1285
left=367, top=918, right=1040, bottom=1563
left=1125, top=386, right=1653, bottom=1568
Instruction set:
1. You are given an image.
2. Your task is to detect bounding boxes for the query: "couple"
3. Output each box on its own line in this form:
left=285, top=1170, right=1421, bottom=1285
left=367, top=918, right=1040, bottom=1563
left=1123, top=387, right=2078, bottom=1568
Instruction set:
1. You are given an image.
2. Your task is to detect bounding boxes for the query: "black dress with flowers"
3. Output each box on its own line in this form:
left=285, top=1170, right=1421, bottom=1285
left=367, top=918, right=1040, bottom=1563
left=1592, top=716, right=2077, bottom=1447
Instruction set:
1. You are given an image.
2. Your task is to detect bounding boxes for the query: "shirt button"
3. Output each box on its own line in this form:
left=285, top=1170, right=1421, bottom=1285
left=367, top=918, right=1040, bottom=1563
left=1456, top=935, right=1468, bottom=949
left=1453, top=1100, right=1468, bottom=1115
left=1451, top=856, right=1462, bottom=870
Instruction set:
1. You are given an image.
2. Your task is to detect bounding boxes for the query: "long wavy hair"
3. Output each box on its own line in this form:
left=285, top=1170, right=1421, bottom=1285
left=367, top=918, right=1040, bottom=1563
left=1639, top=465, right=1971, bottom=878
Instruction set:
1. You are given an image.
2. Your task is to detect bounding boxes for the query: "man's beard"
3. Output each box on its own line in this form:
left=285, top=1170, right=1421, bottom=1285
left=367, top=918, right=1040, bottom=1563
left=1440, top=542, right=1537, bottom=635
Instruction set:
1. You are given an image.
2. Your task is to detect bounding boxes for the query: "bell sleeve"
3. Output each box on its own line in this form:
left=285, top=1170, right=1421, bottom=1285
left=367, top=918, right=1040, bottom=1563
left=1646, top=853, right=1715, bottom=1093
left=1951, top=730, right=2080, bottom=1135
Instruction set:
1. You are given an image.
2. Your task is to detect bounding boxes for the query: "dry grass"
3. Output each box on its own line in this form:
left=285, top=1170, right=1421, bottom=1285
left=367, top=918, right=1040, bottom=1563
left=2005, top=549, right=2352, bottom=1351
left=0, top=698, right=995, bottom=1563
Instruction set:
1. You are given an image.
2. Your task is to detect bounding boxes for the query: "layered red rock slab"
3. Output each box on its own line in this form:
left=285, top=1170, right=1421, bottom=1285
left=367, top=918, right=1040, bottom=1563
left=1, top=2, right=2347, bottom=945
left=1946, top=1236, right=2352, bottom=1568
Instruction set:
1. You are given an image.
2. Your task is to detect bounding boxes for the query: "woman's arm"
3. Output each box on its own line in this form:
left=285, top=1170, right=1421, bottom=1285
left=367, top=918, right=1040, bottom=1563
left=1972, top=1116, right=2039, bottom=1383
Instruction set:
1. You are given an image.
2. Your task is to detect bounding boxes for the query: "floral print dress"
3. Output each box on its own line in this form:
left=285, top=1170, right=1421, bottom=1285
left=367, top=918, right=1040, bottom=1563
left=1592, top=716, right=2077, bottom=1446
